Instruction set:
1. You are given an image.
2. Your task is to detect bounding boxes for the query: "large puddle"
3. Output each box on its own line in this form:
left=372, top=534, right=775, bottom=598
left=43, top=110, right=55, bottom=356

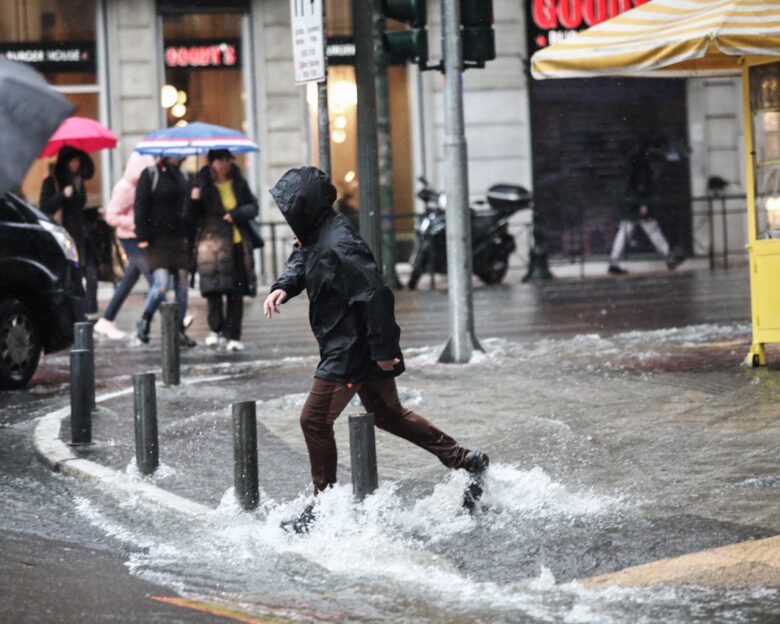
left=63, top=324, right=780, bottom=622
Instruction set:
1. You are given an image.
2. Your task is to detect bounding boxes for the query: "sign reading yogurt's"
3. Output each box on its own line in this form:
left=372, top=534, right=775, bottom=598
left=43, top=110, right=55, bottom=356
left=528, top=0, right=650, bottom=52
left=163, top=39, right=241, bottom=69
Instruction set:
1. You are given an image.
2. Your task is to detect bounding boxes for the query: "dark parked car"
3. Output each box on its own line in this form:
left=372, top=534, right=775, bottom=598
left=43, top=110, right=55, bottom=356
left=0, top=193, right=83, bottom=389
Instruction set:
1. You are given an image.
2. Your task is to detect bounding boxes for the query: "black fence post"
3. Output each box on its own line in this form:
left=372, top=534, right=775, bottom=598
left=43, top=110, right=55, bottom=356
left=70, top=349, right=91, bottom=445
left=721, top=195, right=729, bottom=269
left=232, top=401, right=259, bottom=511
left=133, top=373, right=159, bottom=475
left=160, top=303, right=180, bottom=386
left=74, top=322, right=95, bottom=410
left=348, top=413, right=378, bottom=500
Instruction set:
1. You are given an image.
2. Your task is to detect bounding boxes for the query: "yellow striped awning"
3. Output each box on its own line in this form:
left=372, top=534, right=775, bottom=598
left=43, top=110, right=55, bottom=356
left=530, top=0, right=780, bottom=79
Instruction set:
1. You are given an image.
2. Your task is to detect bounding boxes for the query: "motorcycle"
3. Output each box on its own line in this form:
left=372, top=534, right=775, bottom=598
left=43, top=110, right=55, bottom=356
left=407, top=177, right=532, bottom=289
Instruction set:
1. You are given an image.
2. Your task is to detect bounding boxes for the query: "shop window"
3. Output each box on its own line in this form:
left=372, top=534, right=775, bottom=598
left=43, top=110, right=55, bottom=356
left=0, top=0, right=102, bottom=207
left=750, top=62, right=780, bottom=239
left=162, top=13, right=247, bottom=173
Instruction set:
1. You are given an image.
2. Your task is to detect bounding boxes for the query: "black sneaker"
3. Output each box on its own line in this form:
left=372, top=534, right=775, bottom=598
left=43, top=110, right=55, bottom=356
left=462, top=451, right=490, bottom=513
left=280, top=503, right=316, bottom=534
left=178, top=330, right=196, bottom=348
left=666, top=256, right=683, bottom=271
left=136, top=318, right=150, bottom=344
left=608, top=264, right=628, bottom=275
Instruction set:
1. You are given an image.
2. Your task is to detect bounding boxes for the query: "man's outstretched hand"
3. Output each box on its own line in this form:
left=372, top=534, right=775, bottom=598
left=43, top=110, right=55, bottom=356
left=264, top=289, right=288, bottom=318
left=377, top=358, right=400, bottom=371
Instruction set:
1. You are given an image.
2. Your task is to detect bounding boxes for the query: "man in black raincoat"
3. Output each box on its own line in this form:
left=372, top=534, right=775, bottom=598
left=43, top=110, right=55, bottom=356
left=265, top=167, right=489, bottom=531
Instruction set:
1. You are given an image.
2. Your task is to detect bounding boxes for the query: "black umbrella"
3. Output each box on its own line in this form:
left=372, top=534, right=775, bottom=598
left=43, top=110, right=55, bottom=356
left=0, top=58, right=73, bottom=196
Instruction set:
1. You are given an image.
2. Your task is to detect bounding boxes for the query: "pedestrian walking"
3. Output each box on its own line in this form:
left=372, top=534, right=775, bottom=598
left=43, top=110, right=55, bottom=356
left=134, top=156, right=195, bottom=347
left=93, top=152, right=156, bottom=340
left=187, top=149, right=260, bottom=352
left=607, top=142, right=681, bottom=275
left=39, top=146, right=99, bottom=317
left=264, top=167, right=489, bottom=533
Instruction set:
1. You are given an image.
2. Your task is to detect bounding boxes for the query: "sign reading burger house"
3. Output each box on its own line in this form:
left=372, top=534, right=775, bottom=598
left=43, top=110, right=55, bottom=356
left=528, top=0, right=650, bottom=53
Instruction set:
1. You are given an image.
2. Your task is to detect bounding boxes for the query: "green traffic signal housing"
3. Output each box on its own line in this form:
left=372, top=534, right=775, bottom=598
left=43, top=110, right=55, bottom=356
left=382, top=0, right=428, bottom=67
left=461, top=0, right=495, bottom=65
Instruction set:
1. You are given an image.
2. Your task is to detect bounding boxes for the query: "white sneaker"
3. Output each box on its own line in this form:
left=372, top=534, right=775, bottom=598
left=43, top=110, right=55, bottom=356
left=205, top=332, right=220, bottom=347
left=93, top=318, right=126, bottom=340
left=183, top=313, right=194, bottom=329
left=85, top=312, right=100, bottom=322
left=226, top=340, right=245, bottom=352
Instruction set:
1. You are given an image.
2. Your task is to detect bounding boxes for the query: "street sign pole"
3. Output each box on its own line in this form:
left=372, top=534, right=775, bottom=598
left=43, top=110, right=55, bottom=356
left=352, top=0, right=383, bottom=269
left=290, top=0, right=330, bottom=175
left=439, top=0, right=481, bottom=364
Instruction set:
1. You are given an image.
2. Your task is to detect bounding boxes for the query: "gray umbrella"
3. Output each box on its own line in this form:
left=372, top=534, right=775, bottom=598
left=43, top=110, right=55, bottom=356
left=0, top=58, right=73, bottom=196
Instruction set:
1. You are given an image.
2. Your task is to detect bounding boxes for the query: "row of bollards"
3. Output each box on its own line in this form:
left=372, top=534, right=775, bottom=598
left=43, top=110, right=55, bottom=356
left=69, top=318, right=378, bottom=509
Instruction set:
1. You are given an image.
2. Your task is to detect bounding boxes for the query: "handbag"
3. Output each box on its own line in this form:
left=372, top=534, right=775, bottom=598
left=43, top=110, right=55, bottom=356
left=244, top=218, right=265, bottom=250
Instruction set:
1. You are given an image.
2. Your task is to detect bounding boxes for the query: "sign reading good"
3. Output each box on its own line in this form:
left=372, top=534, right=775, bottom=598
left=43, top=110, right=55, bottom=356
left=163, top=39, right=241, bottom=69
left=0, top=42, right=96, bottom=73
left=290, top=0, right=325, bottom=84
left=528, top=0, right=650, bottom=52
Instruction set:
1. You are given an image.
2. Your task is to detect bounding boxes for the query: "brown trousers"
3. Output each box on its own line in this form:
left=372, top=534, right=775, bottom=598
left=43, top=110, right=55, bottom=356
left=300, top=377, right=471, bottom=491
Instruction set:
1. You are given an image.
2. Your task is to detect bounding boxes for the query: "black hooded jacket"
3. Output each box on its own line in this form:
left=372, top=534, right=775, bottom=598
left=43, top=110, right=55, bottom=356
left=270, top=167, right=404, bottom=384
left=39, top=146, right=95, bottom=254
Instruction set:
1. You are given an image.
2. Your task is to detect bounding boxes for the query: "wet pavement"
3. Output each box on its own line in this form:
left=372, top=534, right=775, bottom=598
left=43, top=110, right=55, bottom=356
left=3, top=266, right=780, bottom=623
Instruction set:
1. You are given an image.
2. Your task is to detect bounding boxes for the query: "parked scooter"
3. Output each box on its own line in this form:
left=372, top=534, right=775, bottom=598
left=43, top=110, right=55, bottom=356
left=407, top=177, right=532, bottom=289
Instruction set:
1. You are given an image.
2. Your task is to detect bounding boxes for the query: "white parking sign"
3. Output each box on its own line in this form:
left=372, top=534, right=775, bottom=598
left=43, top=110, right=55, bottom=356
left=290, top=0, right=325, bottom=84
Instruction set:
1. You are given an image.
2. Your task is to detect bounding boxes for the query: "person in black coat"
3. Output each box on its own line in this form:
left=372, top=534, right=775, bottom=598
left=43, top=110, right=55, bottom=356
left=264, top=166, right=489, bottom=532
left=134, top=156, right=194, bottom=346
left=187, top=149, right=259, bottom=351
left=607, top=142, right=680, bottom=275
left=39, top=145, right=98, bottom=317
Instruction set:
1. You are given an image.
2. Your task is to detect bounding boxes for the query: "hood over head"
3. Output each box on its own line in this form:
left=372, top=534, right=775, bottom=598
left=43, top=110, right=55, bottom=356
left=123, top=151, right=155, bottom=185
left=54, top=145, right=94, bottom=184
left=269, top=166, right=337, bottom=242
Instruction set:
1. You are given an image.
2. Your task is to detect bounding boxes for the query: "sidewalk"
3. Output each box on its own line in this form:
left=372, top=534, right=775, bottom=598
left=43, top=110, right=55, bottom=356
left=32, top=267, right=780, bottom=622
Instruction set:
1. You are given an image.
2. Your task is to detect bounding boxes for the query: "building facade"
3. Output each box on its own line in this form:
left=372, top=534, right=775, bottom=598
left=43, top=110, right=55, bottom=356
left=1, top=0, right=745, bottom=271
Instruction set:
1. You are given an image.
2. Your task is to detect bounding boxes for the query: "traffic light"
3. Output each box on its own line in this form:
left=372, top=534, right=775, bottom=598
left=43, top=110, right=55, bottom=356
left=382, top=0, right=428, bottom=67
left=461, top=0, right=495, bottom=65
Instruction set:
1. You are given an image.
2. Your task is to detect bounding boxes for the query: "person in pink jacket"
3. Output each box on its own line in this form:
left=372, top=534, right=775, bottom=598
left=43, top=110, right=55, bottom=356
left=93, top=152, right=156, bottom=340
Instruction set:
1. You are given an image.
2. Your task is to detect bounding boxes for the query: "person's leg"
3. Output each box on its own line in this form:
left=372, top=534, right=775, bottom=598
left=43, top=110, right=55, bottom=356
left=83, top=240, right=100, bottom=316
left=206, top=295, right=224, bottom=335
left=639, top=219, right=671, bottom=258
left=609, top=220, right=635, bottom=266
left=357, top=377, right=471, bottom=470
left=173, top=269, right=189, bottom=322
left=143, top=269, right=169, bottom=318
left=103, top=240, right=142, bottom=321
left=225, top=243, right=245, bottom=341
left=299, top=378, right=359, bottom=491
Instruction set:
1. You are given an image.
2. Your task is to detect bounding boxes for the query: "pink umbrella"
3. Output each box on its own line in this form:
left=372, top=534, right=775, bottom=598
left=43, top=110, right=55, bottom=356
left=39, top=116, right=117, bottom=158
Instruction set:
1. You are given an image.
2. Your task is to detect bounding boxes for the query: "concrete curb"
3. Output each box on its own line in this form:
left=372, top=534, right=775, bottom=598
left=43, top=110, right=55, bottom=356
left=32, top=377, right=235, bottom=520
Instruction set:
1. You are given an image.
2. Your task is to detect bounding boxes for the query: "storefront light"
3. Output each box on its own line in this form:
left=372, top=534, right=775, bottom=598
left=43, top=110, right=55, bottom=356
left=175, top=120, right=189, bottom=127
left=332, top=129, right=347, bottom=144
left=171, top=103, right=187, bottom=118
left=330, top=80, right=357, bottom=112
left=176, top=90, right=188, bottom=105
left=161, top=84, right=178, bottom=109
left=334, top=115, right=347, bottom=129
left=345, top=170, right=356, bottom=183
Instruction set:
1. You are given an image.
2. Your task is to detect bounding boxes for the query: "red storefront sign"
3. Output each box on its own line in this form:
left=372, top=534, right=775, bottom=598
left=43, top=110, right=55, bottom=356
left=528, top=0, right=650, bottom=51
left=164, top=40, right=240, bottom=69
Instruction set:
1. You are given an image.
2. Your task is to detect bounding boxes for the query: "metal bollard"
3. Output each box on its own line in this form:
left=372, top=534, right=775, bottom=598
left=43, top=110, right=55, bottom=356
left=69, top=349, right=91, bottom=445
left=160, top=302, right=180, bottom=386
left=74, top=322, right=95, bottom=410
left=348, top=413, right=378, bottom=500
left=232, top=401, right=259, bottom=511
left=133, top=373, right=159, bottom=475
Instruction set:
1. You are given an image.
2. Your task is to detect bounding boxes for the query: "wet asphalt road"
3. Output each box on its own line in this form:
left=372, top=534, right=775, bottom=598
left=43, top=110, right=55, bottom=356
left=0, top=267, right=761, bottom=622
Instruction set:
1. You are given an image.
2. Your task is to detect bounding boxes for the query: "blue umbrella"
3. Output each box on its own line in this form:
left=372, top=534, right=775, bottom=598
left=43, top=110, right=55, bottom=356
left=135, top=121, right=259, bottom=157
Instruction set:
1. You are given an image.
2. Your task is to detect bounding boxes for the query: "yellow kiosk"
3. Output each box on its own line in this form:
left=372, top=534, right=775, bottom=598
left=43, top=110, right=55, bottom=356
left=530, top=0, right=780, bottom=366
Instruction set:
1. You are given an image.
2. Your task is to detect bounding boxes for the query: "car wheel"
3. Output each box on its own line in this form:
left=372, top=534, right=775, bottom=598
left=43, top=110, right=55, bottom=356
left=0, top=299, right=41, bottom=390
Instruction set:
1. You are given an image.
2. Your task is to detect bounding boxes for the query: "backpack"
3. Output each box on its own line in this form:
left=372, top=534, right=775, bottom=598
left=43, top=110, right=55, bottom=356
left=146, top=164, right=188, bottom=193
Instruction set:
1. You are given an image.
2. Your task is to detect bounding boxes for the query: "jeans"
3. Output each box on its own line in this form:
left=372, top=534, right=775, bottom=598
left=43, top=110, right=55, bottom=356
left=300, top=377, right=471, bottom=491
left=81, top=236, right=100, bottom=315
left=143, top=267, right=188, bottom=321
left=102, top=239, right=153, bottom=321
